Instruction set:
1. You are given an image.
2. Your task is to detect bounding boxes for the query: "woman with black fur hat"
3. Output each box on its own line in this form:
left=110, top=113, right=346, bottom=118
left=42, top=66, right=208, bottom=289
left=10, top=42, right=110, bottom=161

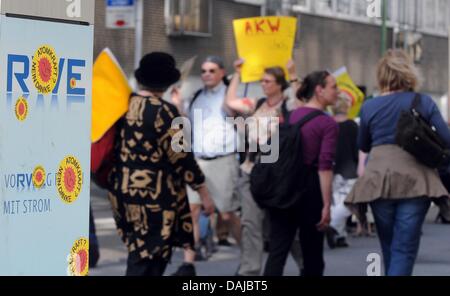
left=107, top=52, right=214, bottom=276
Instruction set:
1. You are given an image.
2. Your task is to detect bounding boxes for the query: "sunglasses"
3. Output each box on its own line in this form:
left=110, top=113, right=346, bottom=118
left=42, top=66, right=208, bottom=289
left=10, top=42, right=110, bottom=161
left=201, top=69, right=217, bottom=74
left=260, top=79, right=275, bottom=84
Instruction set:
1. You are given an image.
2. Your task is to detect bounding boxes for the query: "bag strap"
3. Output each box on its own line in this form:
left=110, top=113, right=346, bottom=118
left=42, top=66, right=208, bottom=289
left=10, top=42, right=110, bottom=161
left=255, top=98, right=266, bottom=111
left=188, top=89, right=203, bottom=112
left=281, top=99, right=290, bottom=119
left=255, top=97, right=290, bottom=117
left=411, top=93, right=422, bottom=115
left=293, top=110, right=324, bottom=129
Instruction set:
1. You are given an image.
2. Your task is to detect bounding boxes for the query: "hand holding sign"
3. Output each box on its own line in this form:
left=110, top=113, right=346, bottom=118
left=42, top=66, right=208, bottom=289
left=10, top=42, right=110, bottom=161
left=233, top=16, right=297, bottom=83
left=286, top=59, right=298, bottom=79
left=233, top=58, right=244, bottom=74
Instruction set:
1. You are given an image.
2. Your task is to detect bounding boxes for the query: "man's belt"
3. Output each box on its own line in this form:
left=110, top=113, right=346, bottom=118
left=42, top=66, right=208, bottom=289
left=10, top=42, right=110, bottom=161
left=198, top=153, right=235, bottom=161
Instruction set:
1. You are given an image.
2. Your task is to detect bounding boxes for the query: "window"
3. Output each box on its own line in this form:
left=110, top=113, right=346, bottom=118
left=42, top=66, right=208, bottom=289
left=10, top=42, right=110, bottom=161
left=310, top=0, right=393, bottom=21
left=416, top=0, right=449, bottom=35
left=337, top=0, right=351, bottom=15
left=314, top=0, right=334, bottom=15
left=397, top=0, right=417, bottom=28
left=354, top=0, right=368, bottom=18
left=289, top=0, right=448, bottom=36
left=291, top=0, right=312, bottom=13
left=423, top=0, right=436, bottom=30
left=436, top=0, right=448, bottom=32
left=165, top=0, right=212, bottom=37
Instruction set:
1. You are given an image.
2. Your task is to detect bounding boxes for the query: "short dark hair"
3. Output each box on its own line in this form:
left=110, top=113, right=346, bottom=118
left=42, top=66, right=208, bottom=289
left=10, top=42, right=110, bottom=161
left=203, top=56, right=225, bottom=69
left=264, top=67, right=289, bottom=91
left=297, top=71, right=330, bottom=101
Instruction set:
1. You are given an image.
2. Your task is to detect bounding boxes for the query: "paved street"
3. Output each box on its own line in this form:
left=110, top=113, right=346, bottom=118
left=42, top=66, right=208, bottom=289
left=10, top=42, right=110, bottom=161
left=89, top=183, right=450, bottom=276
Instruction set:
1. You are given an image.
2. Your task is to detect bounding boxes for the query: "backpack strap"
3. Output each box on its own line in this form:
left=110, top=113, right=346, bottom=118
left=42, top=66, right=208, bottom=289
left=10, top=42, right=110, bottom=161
left=281, top=99, right=290, bottom=120
left=255, top=98, right=267, bottom=112
left=188, top=89, right=203, bottom=112
left=411, top=93, right=422, bottom=115
left=293, top=110, right=324, bottom=129
left=256, top=97, right=290, bottom=115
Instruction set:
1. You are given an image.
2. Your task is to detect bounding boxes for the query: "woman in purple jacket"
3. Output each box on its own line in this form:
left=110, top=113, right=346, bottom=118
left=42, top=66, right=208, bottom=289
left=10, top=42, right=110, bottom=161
left=263, top=71, right=339, bottom=276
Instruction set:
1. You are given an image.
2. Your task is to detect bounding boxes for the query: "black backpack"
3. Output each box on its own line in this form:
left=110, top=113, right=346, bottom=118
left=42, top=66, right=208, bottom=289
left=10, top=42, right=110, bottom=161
left=250, top=110, right=323, bottom=209
left=395, top=93, right=450, bottom=169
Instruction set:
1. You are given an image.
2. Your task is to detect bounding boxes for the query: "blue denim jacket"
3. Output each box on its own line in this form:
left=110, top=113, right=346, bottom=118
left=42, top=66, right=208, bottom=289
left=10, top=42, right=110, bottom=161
left=358, top=92, right=450, bottom=153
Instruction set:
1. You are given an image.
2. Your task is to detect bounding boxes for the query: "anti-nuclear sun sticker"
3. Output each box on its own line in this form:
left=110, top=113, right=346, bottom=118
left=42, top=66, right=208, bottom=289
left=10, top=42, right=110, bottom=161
left=15, top=96, right=28, bottom=121
left=67, top=238, right=89, bottom=276
left=70, top=78, right=77, bottom=89
left=56, top=156, right=83, bottom=204
left=31, top=45, right=59, bottom=94
left=32, top=165, right=46, bottom=189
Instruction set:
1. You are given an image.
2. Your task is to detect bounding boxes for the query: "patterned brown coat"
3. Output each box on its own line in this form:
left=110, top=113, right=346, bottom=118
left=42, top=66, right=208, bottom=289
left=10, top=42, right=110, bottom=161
left=108, top=94, right=205, bottom=262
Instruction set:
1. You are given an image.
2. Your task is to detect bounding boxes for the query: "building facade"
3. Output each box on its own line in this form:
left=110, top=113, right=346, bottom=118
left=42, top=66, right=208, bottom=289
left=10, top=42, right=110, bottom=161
left=94, top=0, right=450, bottom=103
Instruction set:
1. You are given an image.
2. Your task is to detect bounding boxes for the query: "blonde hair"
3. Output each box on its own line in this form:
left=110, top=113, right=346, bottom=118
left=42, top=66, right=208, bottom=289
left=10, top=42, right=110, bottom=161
left=332, top=94, right=351, bottom=115
left=377, top=49, right=421, bottom=93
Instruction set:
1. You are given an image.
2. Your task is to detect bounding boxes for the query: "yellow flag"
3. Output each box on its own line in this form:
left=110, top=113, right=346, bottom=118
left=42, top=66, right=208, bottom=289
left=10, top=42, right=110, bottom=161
left=233, top=16, right=297, bottom=83
left=92, top=48, right=131, bottom=142
left=333, top=67, right=365, bottom=119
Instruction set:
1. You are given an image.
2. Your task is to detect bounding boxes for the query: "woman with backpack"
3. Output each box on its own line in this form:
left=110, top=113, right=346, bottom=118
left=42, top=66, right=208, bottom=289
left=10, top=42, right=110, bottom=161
left=256, top=70, right=340, bottom=276
left=346, top=49, right=450, bottom=276
left=225, top=59, right=304, bottom=276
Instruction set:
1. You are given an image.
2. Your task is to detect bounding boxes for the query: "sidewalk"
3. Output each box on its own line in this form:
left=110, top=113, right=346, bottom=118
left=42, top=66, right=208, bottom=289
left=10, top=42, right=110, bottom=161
left=89, top=184, right=450, bottom=276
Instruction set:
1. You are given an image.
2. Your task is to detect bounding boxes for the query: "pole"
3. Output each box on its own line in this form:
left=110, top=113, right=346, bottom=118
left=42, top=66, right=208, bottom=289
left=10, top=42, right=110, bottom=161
left=134, top=0, right=144, bottom=70
left=448, top=26, right=450, bottom=123
left=244, top=83, right=249, bottom=98
left=381, top=0, right=388, bottom=56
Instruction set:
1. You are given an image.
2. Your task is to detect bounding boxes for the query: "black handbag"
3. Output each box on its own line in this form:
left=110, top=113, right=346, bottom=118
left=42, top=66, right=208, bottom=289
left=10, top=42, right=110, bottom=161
left=395, top=93, right=450, bottom=169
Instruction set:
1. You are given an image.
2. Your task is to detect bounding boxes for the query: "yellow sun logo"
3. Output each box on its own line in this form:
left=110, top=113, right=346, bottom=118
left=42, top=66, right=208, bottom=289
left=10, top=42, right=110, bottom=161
left=67, top=238, right=89, bottom=276
left=31, top=45, right=59, bottom=94
left=56, top=156, right=83, bottom=204
left=14, top=96, right=28, bottom=121
left=32, top=166, right=46, bottom=189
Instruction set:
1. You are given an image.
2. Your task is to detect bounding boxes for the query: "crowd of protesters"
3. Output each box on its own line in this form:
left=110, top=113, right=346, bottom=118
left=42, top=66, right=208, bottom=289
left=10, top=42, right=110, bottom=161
left=92, top=48, right=450, bottom=276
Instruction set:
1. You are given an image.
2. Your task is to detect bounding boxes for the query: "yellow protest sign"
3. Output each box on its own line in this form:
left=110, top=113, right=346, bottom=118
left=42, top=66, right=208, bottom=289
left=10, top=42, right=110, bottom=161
left=333, top=67, right=365, bottom=119
left=92, top=48, right=131, bottom=142
left=233, top=16, right=297, bottom=83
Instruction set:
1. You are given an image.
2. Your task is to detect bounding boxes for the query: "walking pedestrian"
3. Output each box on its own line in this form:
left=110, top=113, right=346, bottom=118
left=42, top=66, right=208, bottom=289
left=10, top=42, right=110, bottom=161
left=326, top=95, right=359, bottom=248
left=262, top=70, right=339, bottom=276
left=107, top=52, right=214, bottom=276
left=171, top=56, right=241, bottom=275
left=225, top=59, right=304, bottom=276
left=346, top=49, right=450, bottom=276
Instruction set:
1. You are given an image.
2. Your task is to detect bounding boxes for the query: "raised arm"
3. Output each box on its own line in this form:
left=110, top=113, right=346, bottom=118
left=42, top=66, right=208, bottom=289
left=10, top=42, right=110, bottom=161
left=225, top=59, right=256, bottom=115
left=170, top=86, right=187, bottom=116
left=287, top=59, right=301, bottom=95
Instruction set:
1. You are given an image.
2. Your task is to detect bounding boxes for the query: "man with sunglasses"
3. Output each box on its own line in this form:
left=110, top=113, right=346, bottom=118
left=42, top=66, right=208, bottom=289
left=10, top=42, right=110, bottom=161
left=171, top=56, right=241, bottom=276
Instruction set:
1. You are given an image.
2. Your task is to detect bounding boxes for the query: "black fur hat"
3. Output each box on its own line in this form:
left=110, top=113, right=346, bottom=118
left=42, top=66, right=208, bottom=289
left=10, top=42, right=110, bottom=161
left=135, top=52, right=181, bottom=89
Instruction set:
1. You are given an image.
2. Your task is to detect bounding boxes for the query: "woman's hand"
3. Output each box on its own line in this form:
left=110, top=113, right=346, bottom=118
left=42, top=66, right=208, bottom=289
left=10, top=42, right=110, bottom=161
left=357, top=151, right=368, bottom=177
left=225, top=58, right=256, bottom=115
left=234, top=58, right=244, bottom=74
left=316, top=205, right=331, bottom=232
left=171, top=86, right=182, bottom=106
left=287, top=59, right=297, bottom=79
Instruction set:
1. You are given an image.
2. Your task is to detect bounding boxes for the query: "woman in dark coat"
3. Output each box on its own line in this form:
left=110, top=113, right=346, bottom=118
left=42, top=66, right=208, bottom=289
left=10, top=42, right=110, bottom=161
left=108, top=52, right=214, bottom=276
